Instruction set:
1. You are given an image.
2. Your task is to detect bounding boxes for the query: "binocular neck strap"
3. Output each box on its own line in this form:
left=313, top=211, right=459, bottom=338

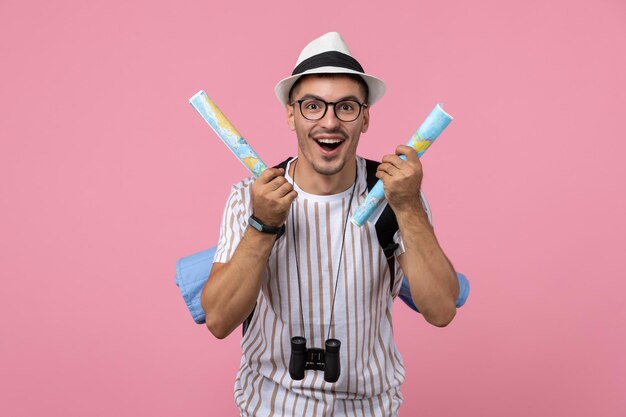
left=290, top=159, right=358, bottom=341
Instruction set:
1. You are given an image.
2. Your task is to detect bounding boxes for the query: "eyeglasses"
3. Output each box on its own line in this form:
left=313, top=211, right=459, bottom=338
left=292, top=98, right=368, bottom=122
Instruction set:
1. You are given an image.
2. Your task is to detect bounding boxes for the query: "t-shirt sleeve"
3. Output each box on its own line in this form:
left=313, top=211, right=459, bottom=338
left=213, top=183, right=252, bottom=264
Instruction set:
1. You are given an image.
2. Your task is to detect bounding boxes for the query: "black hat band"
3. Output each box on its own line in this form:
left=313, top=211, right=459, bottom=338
left=292, top=51, right=364, bottom=76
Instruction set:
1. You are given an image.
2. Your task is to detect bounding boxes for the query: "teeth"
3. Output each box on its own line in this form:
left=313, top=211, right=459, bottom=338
left=316, top=138, right=343, bottom=144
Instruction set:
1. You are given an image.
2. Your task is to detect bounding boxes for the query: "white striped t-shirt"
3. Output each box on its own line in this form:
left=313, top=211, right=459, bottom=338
left=214, top=156, right=432, bottom=417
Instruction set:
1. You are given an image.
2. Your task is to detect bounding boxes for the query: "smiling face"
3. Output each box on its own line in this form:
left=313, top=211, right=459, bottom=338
left=286, top=75, right=369, bottom=191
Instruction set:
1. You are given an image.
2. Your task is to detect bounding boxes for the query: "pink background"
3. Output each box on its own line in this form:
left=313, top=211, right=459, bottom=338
left=1, top=0, right=625, bottom=416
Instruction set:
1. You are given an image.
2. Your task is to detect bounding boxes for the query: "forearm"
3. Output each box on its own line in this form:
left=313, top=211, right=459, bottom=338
left=201, top=227, right=277, bottom=338
left=396, top=202, right=459, bottom=327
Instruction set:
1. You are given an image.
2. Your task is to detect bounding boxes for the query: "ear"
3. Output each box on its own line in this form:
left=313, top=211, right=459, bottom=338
left=360, top=105, right=370, bottom=133
left=286, top=104, right=296, bottom=131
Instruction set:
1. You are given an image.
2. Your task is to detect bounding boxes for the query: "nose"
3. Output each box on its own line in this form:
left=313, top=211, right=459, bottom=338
left=319, top=104, right=341, bottom=129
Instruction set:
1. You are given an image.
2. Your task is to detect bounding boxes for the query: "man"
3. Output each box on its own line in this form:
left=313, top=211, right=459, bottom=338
left=201, top=32, right=459, bottom=417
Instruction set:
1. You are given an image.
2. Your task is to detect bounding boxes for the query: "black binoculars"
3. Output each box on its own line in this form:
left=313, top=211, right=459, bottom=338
left=289, top=336, right=341, bottom=383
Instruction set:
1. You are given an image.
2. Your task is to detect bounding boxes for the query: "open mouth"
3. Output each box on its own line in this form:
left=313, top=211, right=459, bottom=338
left=315, top=138, right=344, bottom=152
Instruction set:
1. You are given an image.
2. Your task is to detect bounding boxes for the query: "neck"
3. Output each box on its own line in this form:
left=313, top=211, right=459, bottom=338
left=290, top=157, right=357, bottom=195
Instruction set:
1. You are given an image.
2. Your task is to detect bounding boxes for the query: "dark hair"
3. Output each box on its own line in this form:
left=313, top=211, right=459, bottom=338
left=288, top=73, right=369, bottom=104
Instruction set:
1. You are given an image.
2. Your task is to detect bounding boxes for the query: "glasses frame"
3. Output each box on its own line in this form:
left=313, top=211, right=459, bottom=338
left=292, top=98, right=368, bottom=122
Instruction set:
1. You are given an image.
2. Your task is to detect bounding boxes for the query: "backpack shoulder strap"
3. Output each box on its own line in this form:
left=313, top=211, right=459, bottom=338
left=364, top=159, right=400, bottom=289
left=275, top=157, right=292, bottom=170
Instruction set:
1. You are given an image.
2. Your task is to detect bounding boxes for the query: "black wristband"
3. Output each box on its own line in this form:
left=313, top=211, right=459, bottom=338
left=248, top=215, right=285, bottom=238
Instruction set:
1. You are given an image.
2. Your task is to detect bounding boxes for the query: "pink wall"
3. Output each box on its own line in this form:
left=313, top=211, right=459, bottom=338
left=1, top=0, right=625, bottom=416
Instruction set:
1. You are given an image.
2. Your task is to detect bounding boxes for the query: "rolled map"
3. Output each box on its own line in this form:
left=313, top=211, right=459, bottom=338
left=189, top=90, right=267, bottom=177
left=351, top=103, right=453, bottom=227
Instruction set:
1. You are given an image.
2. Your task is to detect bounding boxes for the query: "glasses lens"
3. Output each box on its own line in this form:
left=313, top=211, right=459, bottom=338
left=300, top=99, right=326, bottom=120
left=335, top=100, right=360, bottom=122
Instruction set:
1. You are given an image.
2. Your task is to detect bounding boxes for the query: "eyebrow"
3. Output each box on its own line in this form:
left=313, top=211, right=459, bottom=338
left=297, top=94, right=363, bottom=102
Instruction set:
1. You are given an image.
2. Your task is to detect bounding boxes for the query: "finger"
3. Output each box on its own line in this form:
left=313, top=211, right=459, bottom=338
left=285, top=190, right=298, bottom=202
left=396, top=145, right=418, bottom=161
left=256, top=168, right=285, bottom=185
left=266, top=174, right=289, bottom=191
left=381, top=153, right=405, bottom=167
left=375, top=169, right=392, bottom=182
left=275, top=190, right=298, bottom=205
left=271, top=181, right=294, bottom=198
left=377, top=162, right=399, bottom=176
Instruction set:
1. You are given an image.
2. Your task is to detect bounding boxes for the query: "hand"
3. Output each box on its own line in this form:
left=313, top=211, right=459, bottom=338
left=376, top=145, right=423, bottom=212
left=251, top=168, right=298, bottom=227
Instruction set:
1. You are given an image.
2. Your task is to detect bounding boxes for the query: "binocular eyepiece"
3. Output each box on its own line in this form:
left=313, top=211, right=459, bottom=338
left=289, top=336, right=341, bottom=383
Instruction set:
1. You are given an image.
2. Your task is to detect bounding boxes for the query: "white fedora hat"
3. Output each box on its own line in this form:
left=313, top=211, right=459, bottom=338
left=274, top=32, right=386, bottom=106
